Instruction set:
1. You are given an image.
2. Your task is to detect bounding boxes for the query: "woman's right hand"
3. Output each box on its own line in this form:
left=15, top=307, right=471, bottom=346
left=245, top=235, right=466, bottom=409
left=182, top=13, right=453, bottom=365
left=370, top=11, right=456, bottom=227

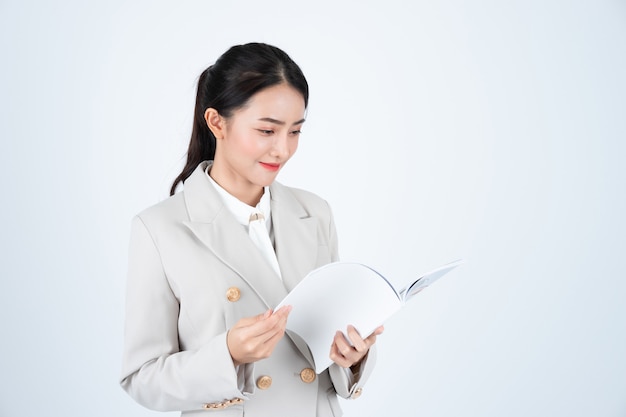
left=226, top=305, right=292, bottom=366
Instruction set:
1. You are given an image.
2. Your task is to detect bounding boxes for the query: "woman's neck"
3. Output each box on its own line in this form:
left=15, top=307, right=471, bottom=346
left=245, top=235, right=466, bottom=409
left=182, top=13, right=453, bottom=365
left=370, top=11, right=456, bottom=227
left=209, top=163, right=264, bottom=207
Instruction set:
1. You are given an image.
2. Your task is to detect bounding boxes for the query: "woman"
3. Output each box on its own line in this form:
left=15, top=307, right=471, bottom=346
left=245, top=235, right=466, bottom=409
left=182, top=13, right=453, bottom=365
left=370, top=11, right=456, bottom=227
left=120, top=42, right=383, bottom=416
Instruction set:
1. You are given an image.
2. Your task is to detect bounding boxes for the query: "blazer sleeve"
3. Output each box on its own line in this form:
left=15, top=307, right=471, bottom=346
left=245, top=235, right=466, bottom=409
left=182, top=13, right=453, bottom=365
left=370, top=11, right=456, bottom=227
left=324, top=203, right=378, bottom=399
left=119, top=216, right=254, bottom=411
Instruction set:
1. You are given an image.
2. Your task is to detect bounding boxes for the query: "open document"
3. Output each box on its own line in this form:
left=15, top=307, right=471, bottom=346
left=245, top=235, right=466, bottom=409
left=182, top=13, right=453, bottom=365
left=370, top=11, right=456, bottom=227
left=276, top=259, right=463, bottom=373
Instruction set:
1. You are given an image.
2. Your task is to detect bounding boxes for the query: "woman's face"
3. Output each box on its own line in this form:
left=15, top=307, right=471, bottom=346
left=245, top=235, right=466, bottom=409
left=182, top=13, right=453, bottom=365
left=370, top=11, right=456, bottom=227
left=208, top=83, right=306, bottom=203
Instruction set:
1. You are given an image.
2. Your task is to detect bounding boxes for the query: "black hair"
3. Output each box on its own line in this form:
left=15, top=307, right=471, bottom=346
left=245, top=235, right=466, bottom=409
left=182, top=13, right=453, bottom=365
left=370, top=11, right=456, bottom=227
left=170, top=42, right=309, bottom=196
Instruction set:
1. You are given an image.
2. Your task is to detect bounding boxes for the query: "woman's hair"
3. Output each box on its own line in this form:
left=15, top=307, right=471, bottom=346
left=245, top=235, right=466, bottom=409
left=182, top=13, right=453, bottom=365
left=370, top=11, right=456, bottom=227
left=170, top=42, right=309, bottom=196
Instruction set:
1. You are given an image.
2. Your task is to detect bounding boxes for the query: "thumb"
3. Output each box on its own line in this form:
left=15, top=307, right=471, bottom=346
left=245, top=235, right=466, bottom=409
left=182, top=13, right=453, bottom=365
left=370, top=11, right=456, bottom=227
left=257, top=309, right=272, bottom=320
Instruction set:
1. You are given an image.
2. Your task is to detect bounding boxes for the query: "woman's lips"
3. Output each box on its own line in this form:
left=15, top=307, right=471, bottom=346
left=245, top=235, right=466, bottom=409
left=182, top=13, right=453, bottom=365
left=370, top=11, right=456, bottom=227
left=259, top=162, right=280, bottom=172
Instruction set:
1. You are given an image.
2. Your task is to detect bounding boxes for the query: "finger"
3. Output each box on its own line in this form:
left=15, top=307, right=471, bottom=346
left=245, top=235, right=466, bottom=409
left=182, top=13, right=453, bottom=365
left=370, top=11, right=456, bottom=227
left=273, top=304, right=292, bottom=316
left=228, top=323, right=287, bottom=363
left=345, top=325, right=369, bottom=353
left=258, top=318, right=289, bottom=344
left=252, top=306, right=291, bottom=343
left=363, top=325, right=384, bottom=345
left=263, top=305, right=291, bottom=330
left=272, top=305, right=292, bottom=328
left=230, top=310, right=282, bottom=349
left=262, top=324, right=289, bottom=349
left=333, top=330, right=358, bottom=359
left=242, top=306, right=289, bottom=332
left=329, top=338, right=352, bottom=368
left=237, top=306, right=291, bottom=340
left=258, top=305, right=290, bottom=327
left=331, top=336, right=361, bottom=367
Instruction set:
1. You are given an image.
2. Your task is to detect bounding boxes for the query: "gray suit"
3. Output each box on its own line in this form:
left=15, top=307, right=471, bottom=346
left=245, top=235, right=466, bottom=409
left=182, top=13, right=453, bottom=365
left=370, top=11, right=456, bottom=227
left=120, top=161, right=375, bottom=416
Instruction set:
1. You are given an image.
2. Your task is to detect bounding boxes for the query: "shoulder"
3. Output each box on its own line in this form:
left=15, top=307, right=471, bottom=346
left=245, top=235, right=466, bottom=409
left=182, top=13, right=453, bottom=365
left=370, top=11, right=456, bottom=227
left=271, top=182, right=333, bottom=217
left=133, top=192, right=188, bottom=231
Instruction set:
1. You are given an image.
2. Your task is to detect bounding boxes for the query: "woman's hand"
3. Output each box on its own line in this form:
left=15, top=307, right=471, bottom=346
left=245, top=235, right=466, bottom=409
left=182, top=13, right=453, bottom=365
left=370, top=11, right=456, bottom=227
left=226, top=306, right=292, bottom=366
left=330, top=325, right=384, bottom=368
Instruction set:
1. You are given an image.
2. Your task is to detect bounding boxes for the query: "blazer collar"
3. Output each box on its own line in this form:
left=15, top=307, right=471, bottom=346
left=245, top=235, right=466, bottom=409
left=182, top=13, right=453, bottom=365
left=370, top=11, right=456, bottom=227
left=182, top=161, right=317, bottom=305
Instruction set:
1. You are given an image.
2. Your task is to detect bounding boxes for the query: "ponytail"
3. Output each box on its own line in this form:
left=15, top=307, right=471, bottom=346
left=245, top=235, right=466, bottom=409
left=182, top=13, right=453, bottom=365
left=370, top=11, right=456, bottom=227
left=169, top=68, right=217, bottom=196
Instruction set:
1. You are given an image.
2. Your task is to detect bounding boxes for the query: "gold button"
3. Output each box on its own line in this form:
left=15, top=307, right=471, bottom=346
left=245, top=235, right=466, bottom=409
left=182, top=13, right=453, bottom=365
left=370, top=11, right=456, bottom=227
left=300, top=368, right=316, bottom=383
left=256, top=375, right=272, bottom=390
left=226, top=287, right=241, bottom=302
left=352, top=387, right=363, bottom=399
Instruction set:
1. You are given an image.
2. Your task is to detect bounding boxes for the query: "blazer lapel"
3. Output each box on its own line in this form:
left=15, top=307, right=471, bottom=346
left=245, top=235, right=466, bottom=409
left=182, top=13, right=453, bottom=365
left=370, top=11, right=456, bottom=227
left=270, top=182, right=318, bottom=293
left=182, top=162, right=288, bottom=309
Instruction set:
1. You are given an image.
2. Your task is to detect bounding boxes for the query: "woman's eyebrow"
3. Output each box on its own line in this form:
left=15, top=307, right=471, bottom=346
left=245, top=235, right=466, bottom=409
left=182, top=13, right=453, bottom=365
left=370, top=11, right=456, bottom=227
left=258, top=117, right=306, bottom=126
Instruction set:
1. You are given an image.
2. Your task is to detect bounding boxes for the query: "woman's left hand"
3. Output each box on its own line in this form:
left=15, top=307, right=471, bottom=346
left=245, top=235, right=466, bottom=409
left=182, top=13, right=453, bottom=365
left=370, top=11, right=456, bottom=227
left=329, top=325, right=384, bottom=368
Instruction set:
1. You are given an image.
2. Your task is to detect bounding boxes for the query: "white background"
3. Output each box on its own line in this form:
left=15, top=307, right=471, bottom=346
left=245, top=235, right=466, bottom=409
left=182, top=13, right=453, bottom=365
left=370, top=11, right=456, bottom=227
left=1, top=1, right=625, bottom=416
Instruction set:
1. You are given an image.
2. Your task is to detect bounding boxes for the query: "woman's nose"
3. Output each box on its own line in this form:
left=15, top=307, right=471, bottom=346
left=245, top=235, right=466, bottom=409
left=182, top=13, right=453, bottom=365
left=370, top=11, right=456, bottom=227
left=270, top=134, right=290, bottom=158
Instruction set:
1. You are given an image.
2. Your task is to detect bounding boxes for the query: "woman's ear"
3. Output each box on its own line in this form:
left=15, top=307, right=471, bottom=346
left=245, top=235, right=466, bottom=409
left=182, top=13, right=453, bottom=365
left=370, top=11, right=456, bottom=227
left=204, top=108, right=225, bottom=139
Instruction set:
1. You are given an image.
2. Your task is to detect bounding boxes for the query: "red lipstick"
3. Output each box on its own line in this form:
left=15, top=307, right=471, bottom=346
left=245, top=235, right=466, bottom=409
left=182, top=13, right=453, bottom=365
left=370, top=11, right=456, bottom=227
left=259, top=162, right=280, bottom=172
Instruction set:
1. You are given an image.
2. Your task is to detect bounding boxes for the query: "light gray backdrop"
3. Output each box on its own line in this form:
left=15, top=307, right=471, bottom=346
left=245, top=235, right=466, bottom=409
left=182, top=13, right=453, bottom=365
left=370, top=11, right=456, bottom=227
left=1, top=0, right=624, bottom=416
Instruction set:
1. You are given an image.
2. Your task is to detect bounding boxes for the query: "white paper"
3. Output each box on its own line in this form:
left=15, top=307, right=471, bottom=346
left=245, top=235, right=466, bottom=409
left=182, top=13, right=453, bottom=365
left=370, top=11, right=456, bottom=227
left=276, top=260, right=462, bottom=373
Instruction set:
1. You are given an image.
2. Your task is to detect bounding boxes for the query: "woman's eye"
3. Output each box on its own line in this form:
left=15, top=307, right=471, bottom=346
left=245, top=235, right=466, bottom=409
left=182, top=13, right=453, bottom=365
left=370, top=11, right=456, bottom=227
left=290, top=130, right=302, bottom=135
left=257, top=129, right=274, bottom=135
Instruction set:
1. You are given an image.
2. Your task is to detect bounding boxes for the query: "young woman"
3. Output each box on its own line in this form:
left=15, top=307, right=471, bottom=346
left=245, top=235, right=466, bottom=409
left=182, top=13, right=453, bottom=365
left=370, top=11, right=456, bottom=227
left=120, top=42, right=383, bottom=417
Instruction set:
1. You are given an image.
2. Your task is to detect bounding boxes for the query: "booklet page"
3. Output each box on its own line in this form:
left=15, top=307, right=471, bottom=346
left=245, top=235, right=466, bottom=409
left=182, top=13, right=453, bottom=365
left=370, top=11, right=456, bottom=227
left=276, top=262, right=401, bottom=373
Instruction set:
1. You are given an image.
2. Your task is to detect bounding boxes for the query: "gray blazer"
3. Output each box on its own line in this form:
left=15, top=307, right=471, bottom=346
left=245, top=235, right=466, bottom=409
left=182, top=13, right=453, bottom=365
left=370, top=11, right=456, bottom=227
left=120, top=161, right=376, bottom=417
